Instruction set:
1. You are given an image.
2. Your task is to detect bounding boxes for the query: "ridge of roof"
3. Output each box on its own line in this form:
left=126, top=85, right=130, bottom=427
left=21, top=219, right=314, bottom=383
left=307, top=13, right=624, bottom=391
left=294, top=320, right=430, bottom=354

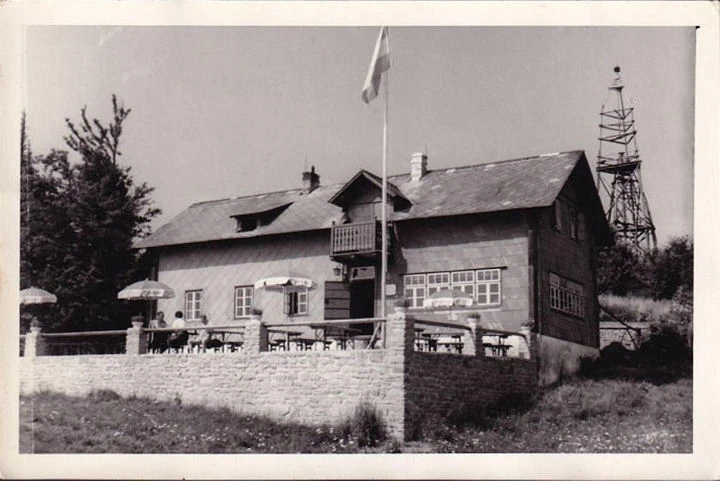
left=387, top=150, right=583, bottom=180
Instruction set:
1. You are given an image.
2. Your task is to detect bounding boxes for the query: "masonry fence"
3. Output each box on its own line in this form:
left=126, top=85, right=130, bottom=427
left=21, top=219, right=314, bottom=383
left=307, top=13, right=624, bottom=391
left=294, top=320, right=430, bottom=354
left=19, top=309, right=538, bottom=441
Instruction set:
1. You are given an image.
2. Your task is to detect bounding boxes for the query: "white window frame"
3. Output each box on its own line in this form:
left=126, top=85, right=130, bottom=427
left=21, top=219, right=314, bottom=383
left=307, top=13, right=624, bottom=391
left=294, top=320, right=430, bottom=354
left=426, top=272, right=450, bottom=297
left=284, top=287, right=308, bottom=316
left=403, top=274, right=426, bottom=308
left=234, top=285, right=254, bottom=318
left=549, top=272, right=585, bottom=318
left=476, top=269, right=502, bottom=306
left=451, top=270, right=475, bottom=299
left=403, top=269, right=502, bottom=308
left=184, top=290, right=202, bottom=320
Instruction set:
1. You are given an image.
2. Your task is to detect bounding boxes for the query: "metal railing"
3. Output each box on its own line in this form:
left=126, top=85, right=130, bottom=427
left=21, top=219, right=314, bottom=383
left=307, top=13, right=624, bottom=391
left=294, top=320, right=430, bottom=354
left=330, top=220, right=380, bottom=255
left=145, top=325, right=246, bottom=354
left=265, top=317, right=387, bottom=351
left=41, top=330, right=128, bottom=356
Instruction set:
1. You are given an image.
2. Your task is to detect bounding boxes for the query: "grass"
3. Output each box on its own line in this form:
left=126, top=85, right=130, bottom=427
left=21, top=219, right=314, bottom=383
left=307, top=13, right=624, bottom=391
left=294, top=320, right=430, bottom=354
left=19, top=390, right=390, bottom=453
left=405, top=378, right=692, bottom=453
left=20, top=378, right=691, bottom=454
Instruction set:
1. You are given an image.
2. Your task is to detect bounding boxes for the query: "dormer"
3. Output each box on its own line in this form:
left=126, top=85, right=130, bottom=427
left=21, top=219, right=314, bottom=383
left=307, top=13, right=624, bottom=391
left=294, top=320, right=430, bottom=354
left=328, top=170, right=411, bottom=222
left=231, top=203, right=292, bottom=233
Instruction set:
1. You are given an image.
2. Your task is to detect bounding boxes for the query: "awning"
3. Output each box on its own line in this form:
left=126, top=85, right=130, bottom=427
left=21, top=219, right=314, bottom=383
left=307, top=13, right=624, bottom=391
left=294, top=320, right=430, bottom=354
left=254, top=276, right=313, bottom=290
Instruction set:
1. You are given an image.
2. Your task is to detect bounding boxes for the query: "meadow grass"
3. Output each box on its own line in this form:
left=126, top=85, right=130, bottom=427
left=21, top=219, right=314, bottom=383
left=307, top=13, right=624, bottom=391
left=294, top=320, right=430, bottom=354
left=20, top=377, right=691, bottom=454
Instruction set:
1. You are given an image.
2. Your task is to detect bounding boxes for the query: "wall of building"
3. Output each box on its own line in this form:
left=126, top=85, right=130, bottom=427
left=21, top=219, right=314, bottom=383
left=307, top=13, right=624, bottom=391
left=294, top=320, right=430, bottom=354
left=393, top=213, right=531, bottom=332
left=535, top=170, right=600, bottom=347
left=536, top=334, right=598, bottom=385
left=156, top=232, right=341, bottom=326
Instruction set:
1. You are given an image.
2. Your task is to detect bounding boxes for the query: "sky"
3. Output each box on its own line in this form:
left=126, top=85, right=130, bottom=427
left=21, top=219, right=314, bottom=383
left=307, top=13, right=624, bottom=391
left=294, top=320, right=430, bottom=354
left=24, top=26, right=695, bottom=246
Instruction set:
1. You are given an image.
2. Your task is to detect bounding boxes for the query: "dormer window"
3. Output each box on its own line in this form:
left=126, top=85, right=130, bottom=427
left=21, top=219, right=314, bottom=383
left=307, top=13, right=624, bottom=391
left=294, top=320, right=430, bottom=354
left=236, top=216, right=258, bottom=232
left=231, top=202, right=292, bottom=234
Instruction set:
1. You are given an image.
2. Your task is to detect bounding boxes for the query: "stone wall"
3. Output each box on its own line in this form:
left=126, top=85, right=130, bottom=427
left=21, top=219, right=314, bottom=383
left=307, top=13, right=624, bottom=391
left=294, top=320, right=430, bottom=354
left=19, top=349, right=406, bottom=435
left=405, top=353, right=536, bottom=438
left=19, top=311, right=540, bottom=441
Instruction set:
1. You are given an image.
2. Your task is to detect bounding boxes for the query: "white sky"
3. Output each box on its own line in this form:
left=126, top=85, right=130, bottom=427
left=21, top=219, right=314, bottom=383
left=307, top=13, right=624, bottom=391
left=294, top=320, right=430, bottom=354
left=25, top=26, right=694, bottom=245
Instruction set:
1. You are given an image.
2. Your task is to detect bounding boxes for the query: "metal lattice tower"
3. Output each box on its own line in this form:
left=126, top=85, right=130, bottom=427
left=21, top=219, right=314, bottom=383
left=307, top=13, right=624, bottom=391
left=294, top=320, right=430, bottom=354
left=596, top=66, right=657, bottom=255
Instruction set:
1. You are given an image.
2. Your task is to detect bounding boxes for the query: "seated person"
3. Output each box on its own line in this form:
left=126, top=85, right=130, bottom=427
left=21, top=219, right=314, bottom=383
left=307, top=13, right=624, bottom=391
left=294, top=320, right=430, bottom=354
left=148, top=311, right=169, bottom=353
left=197, top=315, right=223, bottom=350
left=167, top=311, right=190, bottom=351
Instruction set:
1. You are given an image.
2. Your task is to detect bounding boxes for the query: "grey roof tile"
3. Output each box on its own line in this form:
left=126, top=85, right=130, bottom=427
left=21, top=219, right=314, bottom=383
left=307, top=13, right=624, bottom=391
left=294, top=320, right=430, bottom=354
left=137, top=151, right=586, bottom=249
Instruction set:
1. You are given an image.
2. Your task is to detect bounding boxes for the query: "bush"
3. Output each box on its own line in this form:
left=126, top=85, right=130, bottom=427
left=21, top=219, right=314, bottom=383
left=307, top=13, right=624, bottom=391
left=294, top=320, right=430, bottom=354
left=87, top=389, right=121, bottom=401
left=339, top=402, right=387, bottom=448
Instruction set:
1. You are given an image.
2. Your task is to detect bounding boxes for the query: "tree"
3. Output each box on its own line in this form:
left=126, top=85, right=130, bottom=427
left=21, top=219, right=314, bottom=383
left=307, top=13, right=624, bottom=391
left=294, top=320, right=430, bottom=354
left=647, top=236, right=693, bottom=300
left=20, top=96, right=161, bottom=332
left=596, top=241, right=649, bottom=296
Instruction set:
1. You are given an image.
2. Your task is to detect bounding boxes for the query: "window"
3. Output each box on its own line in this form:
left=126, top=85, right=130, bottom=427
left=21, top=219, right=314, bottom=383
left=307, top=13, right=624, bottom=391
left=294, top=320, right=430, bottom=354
left=549, top=272, right=585, bottom=317
left=451, top=270, right=475, bottom=298
left=476, top=269, right=501, bottom=306
left=284, top=287, right=308, bottom=316
left=554, top=200, right=563, bottom=231
left=404, top=274, right=426, bottom=308
left=426, top=272, right=450, bottom=297
left=234, top=286, right=254, bottom=318
left=184, top=290, right=202, bottom=320
left=403, top=268, right=502, bottom=308
left=569, top=206, right=578, bottom=240
left=236, top=216, right=258, bottom=232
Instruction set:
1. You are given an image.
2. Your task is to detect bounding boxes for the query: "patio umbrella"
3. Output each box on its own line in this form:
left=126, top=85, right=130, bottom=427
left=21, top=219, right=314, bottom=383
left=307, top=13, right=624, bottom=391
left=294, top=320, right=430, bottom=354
left=117, top=279, right=175, bottom=300
left=254, top=272, right=313, bottom=290
left=20, top=286, right=57, bottom=305
left=118, top=280, right=175, bottom=322
left=423, top=288, right=474, bottom=308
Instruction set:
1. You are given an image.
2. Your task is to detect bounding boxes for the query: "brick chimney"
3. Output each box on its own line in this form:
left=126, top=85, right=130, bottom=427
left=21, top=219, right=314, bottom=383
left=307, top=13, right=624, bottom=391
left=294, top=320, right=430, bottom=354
left=302, top=165, right=320, bottom=193
left=410, top=152, right=428, bottom=181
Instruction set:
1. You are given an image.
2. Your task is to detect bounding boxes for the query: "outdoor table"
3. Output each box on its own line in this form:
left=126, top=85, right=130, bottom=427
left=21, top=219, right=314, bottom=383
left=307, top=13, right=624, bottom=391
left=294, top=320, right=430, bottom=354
left=437, top=341, right=464, bottom=354
left=268, top=328, right=302, bottom=351
left=309, top=323, right=361, bottom=350
left=293, top=337, right=317, bottom=351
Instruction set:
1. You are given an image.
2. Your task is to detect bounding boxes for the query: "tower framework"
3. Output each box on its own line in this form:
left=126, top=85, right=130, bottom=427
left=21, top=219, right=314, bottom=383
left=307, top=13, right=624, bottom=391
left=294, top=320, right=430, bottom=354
left=596, top=66, right=657, bottom=255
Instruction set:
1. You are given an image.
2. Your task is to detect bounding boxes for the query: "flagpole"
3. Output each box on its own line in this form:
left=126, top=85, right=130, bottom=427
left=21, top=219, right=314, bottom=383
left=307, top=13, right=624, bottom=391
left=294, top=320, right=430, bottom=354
left=380, top=32, right=389, bottom=319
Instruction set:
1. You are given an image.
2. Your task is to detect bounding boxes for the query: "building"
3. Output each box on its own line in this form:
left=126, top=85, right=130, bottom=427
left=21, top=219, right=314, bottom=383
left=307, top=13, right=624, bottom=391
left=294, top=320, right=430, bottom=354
left=137, top=150, right=612, bottom=383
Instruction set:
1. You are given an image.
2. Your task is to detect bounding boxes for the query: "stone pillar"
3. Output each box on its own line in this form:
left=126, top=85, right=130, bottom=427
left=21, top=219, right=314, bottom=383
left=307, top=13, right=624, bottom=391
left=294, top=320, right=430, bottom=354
left=464, top=316, right=484, bottom=357
left=125, top=320, right=148, bottom=355
left=244, top=315, right=268, bottom=353
left=386, top=307, right=413, bottom=354
left=385, top=307, right=412, bottom=442
left=24, top=325, right=47, bottom=357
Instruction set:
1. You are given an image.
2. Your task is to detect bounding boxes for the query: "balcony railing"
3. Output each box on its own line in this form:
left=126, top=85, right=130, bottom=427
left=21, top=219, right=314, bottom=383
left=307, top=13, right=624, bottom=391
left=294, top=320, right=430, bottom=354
left=330, top=220, right=381, bottom=258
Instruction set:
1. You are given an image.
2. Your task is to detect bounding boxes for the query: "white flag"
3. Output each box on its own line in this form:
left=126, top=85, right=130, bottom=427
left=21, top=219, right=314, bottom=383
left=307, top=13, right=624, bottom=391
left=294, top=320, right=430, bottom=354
left=361, top=27, right=390, bottom=105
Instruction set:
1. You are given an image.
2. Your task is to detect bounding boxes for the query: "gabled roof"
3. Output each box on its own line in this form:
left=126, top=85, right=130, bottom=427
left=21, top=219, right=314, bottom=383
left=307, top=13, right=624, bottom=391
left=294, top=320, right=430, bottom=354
left=329, top=169, right=408, bottom=207
left=137, top=150, right=605, bottom=249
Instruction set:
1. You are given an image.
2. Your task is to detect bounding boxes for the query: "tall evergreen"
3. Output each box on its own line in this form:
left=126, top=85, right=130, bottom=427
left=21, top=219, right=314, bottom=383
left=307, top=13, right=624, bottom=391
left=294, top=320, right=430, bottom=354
left=20, top=96, right=160, bottom=332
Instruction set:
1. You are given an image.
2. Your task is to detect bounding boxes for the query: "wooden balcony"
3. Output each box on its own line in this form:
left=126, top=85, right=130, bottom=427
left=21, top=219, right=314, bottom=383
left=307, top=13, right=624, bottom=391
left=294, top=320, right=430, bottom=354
left=330, top=220, right=382, bottom=262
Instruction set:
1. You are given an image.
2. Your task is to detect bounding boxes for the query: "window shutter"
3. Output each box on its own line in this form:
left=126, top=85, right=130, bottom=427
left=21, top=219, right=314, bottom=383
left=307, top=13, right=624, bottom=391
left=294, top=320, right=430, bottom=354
left=324, top=281, right=350, bottom=319
left=283, top=289, right=291, bottom=315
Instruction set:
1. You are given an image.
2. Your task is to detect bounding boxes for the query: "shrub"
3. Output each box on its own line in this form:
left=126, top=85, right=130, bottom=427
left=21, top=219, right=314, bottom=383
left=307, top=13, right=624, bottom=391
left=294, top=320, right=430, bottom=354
left=87, top=389, right=121, bottom=401
left=339, top=402, right=387, bottom=448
